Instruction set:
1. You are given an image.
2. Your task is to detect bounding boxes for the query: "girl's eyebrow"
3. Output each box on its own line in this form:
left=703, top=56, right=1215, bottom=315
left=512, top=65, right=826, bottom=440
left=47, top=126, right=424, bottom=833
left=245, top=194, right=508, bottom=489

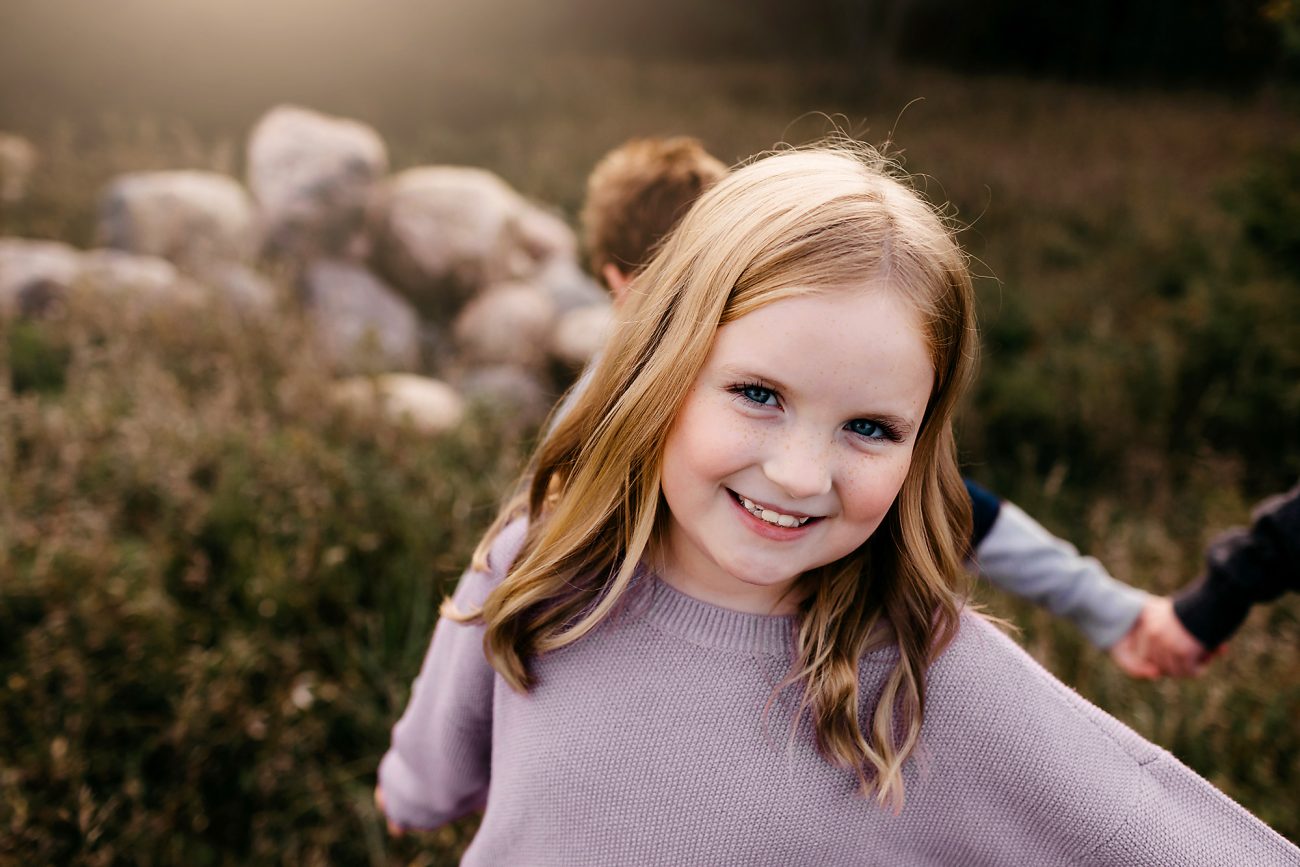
left=718, top=364, right=919, bottom=436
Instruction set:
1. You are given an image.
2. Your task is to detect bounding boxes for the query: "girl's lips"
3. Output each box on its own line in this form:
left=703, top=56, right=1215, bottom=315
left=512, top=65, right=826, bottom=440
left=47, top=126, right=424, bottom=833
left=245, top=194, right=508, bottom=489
left=731, top=489, right=817, bottom=520
left=727, top=489, right=823, bottom=539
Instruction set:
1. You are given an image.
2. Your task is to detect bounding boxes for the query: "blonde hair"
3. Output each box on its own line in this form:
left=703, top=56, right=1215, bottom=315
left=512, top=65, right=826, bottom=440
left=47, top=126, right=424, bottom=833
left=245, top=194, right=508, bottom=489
left=580, top=136, right=728, bottom=283
left=456, top=143, right=977, bottom=809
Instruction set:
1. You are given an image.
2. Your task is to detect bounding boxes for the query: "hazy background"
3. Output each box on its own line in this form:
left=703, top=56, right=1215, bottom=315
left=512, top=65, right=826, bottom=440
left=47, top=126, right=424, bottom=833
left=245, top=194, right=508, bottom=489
left=0, top=0, right=1287, bottom=129
left=2, top=1, right=1299, bottom=863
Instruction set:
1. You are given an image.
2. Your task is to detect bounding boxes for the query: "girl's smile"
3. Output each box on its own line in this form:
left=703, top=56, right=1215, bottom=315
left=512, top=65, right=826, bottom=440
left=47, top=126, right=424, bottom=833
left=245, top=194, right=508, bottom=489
left=656, top=285, right=935, bottom=615
left=733, top=489, right=818, bottom=525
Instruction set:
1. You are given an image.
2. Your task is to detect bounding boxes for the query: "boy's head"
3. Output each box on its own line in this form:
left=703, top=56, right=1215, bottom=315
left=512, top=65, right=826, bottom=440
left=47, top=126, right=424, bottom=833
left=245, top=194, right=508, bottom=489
left=580, top=136, right=727, bottom=301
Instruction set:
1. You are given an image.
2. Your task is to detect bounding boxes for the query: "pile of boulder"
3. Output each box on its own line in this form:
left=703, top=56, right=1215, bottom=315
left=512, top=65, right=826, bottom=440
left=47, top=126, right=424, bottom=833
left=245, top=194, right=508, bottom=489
left=0, top=106, right=614, bottom=435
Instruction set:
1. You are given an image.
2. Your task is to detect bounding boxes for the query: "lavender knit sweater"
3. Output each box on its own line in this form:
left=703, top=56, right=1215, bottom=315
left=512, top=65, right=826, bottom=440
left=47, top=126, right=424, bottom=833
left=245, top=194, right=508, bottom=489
left=379, top=520, right=1299, bottom=865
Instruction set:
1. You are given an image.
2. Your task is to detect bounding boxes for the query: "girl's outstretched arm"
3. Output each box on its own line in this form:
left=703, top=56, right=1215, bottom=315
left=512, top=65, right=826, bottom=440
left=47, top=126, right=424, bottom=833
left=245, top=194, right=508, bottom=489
left=376, top=519, right=528, bottom=832
left=1079, top=750, right=1300, bottom=866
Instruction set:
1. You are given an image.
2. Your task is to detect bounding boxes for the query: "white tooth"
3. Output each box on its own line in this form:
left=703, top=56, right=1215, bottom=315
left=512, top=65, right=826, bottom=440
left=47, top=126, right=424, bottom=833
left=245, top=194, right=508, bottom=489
left=742, top=497, right=755, bottom=510
left=761, top=509, right=779, bottom=523
left=778, top=514, right=797, bottom=527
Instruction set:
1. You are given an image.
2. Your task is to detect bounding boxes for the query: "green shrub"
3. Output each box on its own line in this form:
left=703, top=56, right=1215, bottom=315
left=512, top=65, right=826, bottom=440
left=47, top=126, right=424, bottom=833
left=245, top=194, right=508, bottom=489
left=6, top=319, right=70, bottom=395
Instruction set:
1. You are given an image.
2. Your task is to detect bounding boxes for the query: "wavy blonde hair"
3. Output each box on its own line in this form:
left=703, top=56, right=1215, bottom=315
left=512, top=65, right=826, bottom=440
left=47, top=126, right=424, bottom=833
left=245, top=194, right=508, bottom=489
left=453, top=143, right=977, bottom=809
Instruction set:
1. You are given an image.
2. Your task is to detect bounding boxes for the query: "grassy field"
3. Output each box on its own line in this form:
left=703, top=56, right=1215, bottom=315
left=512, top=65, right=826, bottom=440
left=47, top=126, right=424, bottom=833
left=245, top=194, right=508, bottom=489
left=2, top=56, right=1299, bottom=863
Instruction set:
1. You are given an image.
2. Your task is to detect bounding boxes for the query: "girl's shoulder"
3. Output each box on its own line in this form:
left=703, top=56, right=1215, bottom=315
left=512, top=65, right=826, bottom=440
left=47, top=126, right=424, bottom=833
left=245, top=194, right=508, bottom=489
left=484, top=516, right=530, bottom=579
left=451, top=516, right=530, bottom=610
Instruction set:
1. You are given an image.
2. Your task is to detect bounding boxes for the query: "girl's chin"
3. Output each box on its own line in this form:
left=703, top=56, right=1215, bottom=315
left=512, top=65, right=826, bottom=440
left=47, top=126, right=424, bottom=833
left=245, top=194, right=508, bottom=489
left=724, top=566, right=805, bottom=594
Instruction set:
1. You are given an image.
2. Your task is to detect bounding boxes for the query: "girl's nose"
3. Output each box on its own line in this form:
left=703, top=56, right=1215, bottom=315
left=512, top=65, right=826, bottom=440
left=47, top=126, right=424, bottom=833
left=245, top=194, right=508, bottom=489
left=760, top=433, right=834, bottom=501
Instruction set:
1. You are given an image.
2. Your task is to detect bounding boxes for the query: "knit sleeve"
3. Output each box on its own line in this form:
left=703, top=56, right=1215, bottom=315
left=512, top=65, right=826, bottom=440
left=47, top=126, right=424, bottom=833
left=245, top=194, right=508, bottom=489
left=1081, top=753, right=1300, bottom=866
left=923, top=615, right=1299, bottom=865
left=377, top=518, right=529, bottom=831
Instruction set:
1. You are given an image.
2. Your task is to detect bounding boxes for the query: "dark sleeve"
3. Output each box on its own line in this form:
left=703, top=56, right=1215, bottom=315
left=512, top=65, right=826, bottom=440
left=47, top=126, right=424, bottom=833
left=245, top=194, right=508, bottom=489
left=964, top=477, right=1003, bottom=551
left=1173, top=481, right=1300, bottom=648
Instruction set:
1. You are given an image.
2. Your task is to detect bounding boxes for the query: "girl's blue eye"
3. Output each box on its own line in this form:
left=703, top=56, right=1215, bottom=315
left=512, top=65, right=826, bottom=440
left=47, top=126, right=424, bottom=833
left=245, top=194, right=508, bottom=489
left=740, top=385, right=778, bottom=406
left=847, top=418, right=889, bottom=440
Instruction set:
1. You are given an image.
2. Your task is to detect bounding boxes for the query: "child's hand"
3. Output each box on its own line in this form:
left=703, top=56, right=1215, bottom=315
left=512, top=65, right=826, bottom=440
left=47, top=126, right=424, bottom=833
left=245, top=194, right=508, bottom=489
left=1110, top=596, right=1220, bottom=679
left=1108, top=616, right=1163, bottom=679
left=374, top=786, right=405, bottom=837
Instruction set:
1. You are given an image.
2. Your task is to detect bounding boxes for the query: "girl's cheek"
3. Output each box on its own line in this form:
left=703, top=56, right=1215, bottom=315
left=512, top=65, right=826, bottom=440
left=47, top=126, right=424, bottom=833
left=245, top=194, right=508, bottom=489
left=665, top=393, right=755, bottom=479
left=840, top=453, right=914, bottom=516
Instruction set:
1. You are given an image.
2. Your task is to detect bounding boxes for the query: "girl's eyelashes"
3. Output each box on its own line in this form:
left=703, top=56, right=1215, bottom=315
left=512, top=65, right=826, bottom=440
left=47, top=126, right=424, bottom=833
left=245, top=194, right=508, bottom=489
left=846, top=418, right=904, bottom=443
left=729, top=381, right=779, bottom=407
left=728, top=380, right=905, bottom=443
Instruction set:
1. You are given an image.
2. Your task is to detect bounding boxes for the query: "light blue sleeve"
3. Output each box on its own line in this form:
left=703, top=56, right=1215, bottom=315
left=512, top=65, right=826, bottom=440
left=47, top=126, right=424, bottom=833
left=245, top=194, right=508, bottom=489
left=971, top=501, right=1147, bottom=648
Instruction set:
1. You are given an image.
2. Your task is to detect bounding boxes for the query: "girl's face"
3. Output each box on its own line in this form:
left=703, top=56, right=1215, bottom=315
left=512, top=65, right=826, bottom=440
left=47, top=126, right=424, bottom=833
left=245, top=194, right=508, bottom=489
left=656, top=286, right=934, bottom=615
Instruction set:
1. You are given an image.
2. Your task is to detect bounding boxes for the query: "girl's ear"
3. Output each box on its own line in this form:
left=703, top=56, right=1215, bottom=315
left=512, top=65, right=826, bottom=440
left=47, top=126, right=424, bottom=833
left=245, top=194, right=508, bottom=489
left=603, top=264, right=632, bottom=304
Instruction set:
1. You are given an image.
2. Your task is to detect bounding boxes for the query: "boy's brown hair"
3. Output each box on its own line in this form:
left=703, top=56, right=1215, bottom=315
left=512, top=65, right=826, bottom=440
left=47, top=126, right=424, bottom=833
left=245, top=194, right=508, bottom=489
left=580, top=136, right=728, bottom=284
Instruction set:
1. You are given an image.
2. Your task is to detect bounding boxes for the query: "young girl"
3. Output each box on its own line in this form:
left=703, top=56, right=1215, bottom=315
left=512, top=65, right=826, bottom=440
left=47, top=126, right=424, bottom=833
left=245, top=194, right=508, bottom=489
left=377, top=147, right=1299, bottom=865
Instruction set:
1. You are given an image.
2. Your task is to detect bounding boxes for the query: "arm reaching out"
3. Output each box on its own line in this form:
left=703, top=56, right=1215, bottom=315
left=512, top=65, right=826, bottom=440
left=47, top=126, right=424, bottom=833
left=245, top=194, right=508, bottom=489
left=965, top=480, right=1147, bottom=651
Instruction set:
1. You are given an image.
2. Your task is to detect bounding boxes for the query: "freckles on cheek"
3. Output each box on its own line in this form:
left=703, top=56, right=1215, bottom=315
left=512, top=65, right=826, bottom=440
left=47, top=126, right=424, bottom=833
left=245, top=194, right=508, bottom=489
left=664, top=392, right=745, bottom=489
left=840, top=458, right=914, bottom=518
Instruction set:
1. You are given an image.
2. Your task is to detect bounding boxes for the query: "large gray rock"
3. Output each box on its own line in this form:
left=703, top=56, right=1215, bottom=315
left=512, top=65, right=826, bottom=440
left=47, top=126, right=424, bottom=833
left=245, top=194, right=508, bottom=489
left=514, top=203, right=578, bottom=264
left=0, top=238, right=80, bottom=317
left=367, top=166, right=578, bottom=319
left=0, top=133, right=38, bottom=205
left=452, top=281, right=556, bottom=368
left=98, top=171, right=258, bottom=269
left=551, top=302, right=613, bottom=368
left=302, top=260, right=420, bottom=374
left=1, top=240, right=210, bottom=319
left=247, top=105, right=388, bottom=260
left=457, top=363, right=553, bottom=428
left=193, top=261, right=280, bottom=318
left=331, top=373, right=465, bottom=435
left=534, top=257, right=608, bottom=314
left=77, top=249, right=208, bottom=312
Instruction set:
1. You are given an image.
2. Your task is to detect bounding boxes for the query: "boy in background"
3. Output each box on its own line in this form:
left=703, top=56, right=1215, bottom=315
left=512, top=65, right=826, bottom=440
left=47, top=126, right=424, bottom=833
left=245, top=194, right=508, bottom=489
left=580, top=136, right=728, bottom=302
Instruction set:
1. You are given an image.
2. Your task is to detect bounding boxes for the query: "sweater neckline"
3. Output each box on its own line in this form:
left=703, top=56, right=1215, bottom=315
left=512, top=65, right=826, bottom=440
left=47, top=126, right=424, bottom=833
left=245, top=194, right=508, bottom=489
left=630, top=569, right=798, bottom=656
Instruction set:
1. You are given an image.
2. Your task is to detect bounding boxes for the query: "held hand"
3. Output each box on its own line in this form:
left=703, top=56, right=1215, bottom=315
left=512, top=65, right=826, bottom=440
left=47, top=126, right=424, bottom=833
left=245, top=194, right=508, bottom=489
left=374, top=786, right=405, bottom=837
left=1110, top=596, right=1219, bottom=679
left=1108, top=620, right=1162, bottom=679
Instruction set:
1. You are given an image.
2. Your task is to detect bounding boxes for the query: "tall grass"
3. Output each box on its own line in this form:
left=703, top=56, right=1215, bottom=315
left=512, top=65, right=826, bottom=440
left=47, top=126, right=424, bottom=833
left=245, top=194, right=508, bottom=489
left=1, top=301, right=526, bottom=864
left=1, top=57, right=1298, bottom=862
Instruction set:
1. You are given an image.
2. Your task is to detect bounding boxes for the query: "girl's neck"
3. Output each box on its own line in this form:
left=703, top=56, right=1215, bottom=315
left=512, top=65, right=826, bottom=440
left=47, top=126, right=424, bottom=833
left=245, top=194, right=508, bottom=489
left=647, top=540, right=805, bottom=617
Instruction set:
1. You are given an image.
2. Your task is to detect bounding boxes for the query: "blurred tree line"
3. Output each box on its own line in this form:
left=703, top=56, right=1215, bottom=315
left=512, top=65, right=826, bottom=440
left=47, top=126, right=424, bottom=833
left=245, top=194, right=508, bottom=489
left=1, top=0, right=1296, bottom=126
left=559, top=0, right=1294, bottom=87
